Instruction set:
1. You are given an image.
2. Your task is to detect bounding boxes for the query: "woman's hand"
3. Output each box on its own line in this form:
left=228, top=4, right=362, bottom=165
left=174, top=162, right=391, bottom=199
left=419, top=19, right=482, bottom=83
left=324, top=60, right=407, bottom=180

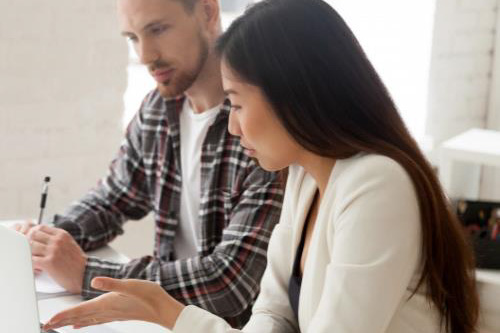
left=43, top=277, right=185, bottom=331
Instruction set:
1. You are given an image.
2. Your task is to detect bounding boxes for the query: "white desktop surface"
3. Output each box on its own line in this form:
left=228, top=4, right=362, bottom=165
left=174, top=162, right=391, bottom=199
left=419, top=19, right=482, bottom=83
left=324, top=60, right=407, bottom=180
left=3, top=220, right=500, bottom=332
left=38, top=246, right=169, bottom=333
left=476, top=269, right=500, bottom=332
left=0, top=221, right=170, bottom=333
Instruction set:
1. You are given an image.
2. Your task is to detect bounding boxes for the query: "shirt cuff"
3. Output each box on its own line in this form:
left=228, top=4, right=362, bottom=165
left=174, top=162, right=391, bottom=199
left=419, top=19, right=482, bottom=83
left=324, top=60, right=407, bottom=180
left=173, top=305, right=233, bottom=333
left=52, top=215, right=84, bottom=243
left=81, top=256, right=123, bottom=299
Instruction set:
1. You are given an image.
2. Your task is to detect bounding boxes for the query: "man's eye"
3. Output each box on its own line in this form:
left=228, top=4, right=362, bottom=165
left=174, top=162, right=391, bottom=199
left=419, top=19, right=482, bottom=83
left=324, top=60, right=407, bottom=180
left=127, top=36, right=138, bottom=43
left=151, top=25, right=167, bottom=35
left=230, top=105, right=242, bottom=112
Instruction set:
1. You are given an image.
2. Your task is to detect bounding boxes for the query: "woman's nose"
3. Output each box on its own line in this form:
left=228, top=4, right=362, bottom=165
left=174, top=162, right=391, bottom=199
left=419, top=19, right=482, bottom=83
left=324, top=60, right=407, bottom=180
left=228, top=110, right=242, bottom=137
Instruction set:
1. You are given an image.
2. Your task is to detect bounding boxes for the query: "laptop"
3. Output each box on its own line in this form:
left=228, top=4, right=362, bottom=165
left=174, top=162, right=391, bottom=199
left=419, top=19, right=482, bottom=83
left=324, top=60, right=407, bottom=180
left=0, top=225, right=59, bottom=332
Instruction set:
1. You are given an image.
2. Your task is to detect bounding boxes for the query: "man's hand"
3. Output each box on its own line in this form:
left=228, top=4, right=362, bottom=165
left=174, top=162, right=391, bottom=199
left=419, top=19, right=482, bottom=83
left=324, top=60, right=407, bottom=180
left=12, top=220, right=36, bottom=235
left=43, top=277, right=185, bottom=331
left=26, top=225, right=87, bottom=294
left=12, top=221, right=41, bottom=273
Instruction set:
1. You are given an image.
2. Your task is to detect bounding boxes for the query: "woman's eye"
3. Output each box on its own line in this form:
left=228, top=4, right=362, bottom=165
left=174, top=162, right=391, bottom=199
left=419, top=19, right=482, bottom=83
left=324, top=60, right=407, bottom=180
left=230, top=105, right=242, bottom=112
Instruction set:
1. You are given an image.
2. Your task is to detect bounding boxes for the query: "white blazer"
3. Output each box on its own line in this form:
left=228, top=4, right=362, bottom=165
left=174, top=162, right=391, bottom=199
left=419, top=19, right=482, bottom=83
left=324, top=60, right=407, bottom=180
left=174, top=154, right=442, bottom=332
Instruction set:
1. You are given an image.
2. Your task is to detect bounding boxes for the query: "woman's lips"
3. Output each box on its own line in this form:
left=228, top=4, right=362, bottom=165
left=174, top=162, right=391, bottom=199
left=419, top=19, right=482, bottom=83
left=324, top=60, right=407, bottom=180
left=245, top=149, right=256, bottom=156
left=242, top=144, right=256, bottom=156
left=152, top=69, right=174, bottom=83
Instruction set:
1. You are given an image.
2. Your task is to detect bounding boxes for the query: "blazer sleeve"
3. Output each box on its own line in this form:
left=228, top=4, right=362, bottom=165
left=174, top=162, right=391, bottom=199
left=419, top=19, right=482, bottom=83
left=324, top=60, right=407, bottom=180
left=307, top=157, right=422, bottom=332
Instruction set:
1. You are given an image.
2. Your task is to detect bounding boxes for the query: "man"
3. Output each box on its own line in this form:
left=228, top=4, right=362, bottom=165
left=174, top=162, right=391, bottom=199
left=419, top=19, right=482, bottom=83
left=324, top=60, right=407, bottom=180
left=15, top=0, right=282, bottom=327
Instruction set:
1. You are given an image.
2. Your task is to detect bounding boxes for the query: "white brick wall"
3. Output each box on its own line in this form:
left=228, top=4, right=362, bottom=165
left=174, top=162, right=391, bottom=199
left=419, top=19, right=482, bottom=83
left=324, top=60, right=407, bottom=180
left=427, top=0, right=498, bottom=145
left=426, top=0, right=499, bottom=200
left=487, top=15, right=500, bottom=130
left=483, top=9, right=500, bottom=200
left=1, top=0, right=499, bottom=255
left=0, top=1, right=127, bottom=221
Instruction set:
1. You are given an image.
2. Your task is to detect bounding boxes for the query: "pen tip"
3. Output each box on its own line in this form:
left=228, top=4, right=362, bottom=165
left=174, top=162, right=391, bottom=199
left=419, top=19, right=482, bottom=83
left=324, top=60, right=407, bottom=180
left=44, top=176, right=51, bottom=182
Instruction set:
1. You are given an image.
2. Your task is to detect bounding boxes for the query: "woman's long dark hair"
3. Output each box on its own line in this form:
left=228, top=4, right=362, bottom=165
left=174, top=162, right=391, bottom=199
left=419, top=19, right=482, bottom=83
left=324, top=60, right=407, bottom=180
left=216, top=0, right=479, bottom=332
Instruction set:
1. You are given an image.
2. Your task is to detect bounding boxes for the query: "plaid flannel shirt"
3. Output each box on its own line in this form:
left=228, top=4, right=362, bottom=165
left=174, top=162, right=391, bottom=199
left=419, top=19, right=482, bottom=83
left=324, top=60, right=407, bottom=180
left=53, top=89, right=283, bottom=327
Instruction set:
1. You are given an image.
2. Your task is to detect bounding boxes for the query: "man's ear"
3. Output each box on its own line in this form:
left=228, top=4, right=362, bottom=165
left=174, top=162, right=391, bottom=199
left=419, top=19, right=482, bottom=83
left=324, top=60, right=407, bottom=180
left=199, top=0, right=221, bottom=34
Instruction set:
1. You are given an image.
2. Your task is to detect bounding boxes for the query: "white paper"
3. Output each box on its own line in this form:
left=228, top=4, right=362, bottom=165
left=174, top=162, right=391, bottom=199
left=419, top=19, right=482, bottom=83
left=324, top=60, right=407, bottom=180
left=0, top=220, right=23, bottom=228
left=36, top=271, right=67, bottom=294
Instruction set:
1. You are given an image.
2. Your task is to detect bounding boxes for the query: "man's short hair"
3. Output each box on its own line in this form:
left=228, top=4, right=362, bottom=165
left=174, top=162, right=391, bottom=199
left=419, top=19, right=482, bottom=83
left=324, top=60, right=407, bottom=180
left=174, top=0, right=199, bottom=13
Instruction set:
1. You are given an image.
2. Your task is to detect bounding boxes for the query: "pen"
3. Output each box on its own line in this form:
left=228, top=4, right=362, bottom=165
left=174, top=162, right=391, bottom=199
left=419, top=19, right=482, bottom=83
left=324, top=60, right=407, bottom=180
left=37, top=176, right=51, bottom=225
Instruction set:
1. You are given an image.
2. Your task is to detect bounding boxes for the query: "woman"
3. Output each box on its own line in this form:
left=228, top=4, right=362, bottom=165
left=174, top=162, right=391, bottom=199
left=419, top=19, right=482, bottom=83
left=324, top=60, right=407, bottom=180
left=44, top=0, right=479, bottom=332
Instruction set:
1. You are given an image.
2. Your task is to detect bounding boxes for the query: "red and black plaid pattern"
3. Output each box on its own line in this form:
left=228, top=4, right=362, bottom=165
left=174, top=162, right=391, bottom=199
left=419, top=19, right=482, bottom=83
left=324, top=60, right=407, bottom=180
left=53, top=89, right=283, bottom=327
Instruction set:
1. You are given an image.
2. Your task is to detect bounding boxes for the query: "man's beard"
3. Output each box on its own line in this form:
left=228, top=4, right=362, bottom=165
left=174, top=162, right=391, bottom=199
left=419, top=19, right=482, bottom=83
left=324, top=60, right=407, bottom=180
left=154, top=32, right=210, bottom=98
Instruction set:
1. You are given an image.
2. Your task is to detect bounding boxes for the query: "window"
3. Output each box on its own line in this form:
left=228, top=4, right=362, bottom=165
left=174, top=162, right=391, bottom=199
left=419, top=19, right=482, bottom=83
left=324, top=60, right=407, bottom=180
left=123, top=0, right=436, bottom=147
left=330, top=0, right=436, bottom=144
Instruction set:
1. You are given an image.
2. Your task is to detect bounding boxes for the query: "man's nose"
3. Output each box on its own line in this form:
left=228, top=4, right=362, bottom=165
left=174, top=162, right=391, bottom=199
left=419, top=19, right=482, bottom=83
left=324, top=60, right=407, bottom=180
left=137, top=40, right=159, bottom=65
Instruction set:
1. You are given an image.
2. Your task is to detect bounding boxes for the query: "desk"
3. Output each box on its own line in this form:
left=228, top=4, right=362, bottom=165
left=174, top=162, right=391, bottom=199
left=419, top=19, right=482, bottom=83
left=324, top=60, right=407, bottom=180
left=438, top=129, right=500, bottom=331
left=477, top=269, right=500, bottom=333
left=0, top=221, right=169, bottom=333
left=2, top=221, right=500, bottom=332
left=439, top=128, right=500, bottom=199
left=37, top=246, right=169, bottom=333
left=38, top=270, right=500, bottom=333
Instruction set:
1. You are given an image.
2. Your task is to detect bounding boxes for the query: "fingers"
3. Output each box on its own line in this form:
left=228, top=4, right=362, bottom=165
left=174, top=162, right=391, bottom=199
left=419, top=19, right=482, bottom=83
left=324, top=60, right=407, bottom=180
left=43, top=301, right=102, bottom=330
left=32, top=256, right=48, bottom=271
left=28, top=226, right=86, bottom=294
left=29, top=224, right=58, bottom=237
left=13, top=221, right=36, bottom=235
left=30, top=240, right=48, bottom=256
left=44, top=316, right=105, bottom=330
left=20, top=221, right=35, bottom=234
left=26, top=225, right=57, bottom=244
left=44, top=306, right=83, bottom=329
left=38, top=224, right=59, bottom=235
left=29, top=230, right=52, bottom=245
left=91, top=277, right=157, bottom=295
left=91, top=277, right=127, bottom=292
left=45, top=317, right=108, bottom=331
left=27, top=225, right=64, bottom=260
left=27, top=226, right=54, bottom=260
left=73, top=318, right=108, bottom=329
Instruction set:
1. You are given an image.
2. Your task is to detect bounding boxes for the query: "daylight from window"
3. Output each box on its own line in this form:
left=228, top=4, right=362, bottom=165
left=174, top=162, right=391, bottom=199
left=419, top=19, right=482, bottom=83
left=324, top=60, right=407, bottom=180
left=123, top=0, right=436, bottom=146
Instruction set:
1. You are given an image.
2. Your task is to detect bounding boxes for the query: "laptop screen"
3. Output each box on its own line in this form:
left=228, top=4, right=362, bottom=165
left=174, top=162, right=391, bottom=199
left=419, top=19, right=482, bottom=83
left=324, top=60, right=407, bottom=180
left=0, top=226, right=41, bottom=332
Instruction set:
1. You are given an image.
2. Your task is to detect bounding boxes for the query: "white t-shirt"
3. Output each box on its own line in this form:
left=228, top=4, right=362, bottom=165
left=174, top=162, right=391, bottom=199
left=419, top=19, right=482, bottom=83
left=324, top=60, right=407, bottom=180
left=174, top=100, right=221, bottom=259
